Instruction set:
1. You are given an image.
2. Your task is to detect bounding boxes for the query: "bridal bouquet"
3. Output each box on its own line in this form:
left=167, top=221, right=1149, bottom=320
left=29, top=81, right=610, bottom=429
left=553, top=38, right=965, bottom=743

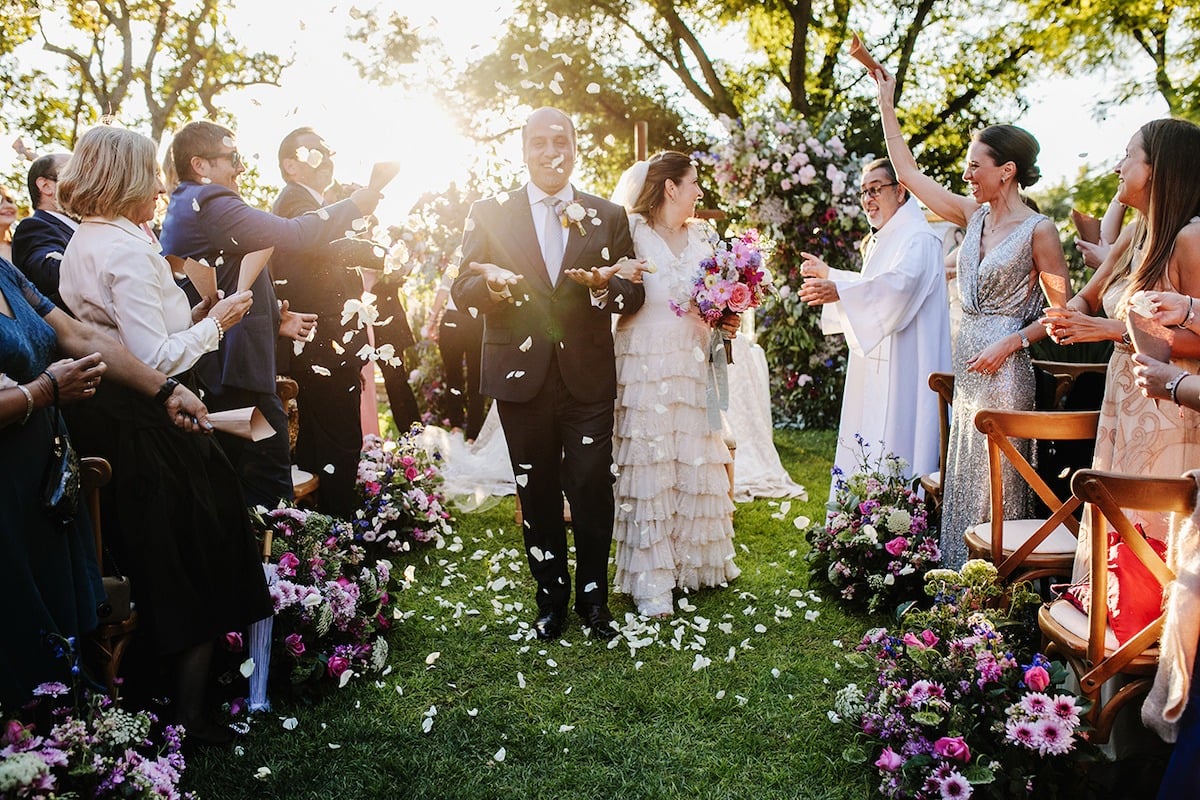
left=669, top=227, right=771, bottom=325
left=832, top=561, right=1093, bottom=799
left=805, top=437, right=940, bottom=613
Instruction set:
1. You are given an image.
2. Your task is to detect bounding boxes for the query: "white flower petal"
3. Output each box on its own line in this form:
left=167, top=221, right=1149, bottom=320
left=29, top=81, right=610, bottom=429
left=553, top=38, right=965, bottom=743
left=282, top=717, right=299, bottom=730
left=494, top=746, right=506, bottom=762
left=239, top=658, right=255, bottom=678
left=586, top=82, right=601, bottom=94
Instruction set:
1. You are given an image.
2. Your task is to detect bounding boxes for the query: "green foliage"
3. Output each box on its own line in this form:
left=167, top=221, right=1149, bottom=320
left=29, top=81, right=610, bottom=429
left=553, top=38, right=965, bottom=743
left=2, top=0, right=287, bottom=147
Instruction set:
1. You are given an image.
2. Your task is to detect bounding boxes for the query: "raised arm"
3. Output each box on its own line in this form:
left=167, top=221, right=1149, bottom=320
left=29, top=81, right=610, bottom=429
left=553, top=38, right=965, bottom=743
left=874, top=70, right=978, bottom=228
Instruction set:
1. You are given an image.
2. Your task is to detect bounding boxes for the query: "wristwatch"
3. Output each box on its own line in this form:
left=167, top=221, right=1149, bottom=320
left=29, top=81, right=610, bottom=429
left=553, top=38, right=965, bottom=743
left=155, top=377, right=181, bottom=405
left=1018, top=331, right=1030, bottom=349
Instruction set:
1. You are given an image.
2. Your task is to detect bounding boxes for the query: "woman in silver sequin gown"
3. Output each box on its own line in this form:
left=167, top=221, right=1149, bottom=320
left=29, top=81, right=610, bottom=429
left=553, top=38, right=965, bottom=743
left=874, top=69, right=1071, bottom=568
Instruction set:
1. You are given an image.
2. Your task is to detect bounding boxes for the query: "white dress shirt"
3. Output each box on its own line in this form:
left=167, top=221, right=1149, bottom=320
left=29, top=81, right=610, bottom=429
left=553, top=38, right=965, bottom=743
left=59, top=215, right=219, bottom=376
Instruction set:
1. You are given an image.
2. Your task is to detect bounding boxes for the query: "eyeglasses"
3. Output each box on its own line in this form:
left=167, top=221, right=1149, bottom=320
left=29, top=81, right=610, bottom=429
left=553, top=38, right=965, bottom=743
left=205, top=151, right=246, bottom=170
left=858, top=182, right=899, bottom=201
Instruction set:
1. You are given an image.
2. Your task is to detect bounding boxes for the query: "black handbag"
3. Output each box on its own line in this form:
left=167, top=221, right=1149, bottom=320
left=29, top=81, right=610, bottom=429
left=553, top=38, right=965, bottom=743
left=42, top=407, right=81, bottom=529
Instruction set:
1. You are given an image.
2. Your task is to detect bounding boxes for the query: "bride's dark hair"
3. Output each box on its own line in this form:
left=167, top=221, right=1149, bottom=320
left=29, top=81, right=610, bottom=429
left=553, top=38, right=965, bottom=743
left=630, top=151, right=695, bottom=221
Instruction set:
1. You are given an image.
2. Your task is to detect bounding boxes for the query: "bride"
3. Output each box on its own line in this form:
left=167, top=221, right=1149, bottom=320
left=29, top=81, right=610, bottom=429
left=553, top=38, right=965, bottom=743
left=610, top=151, right=741, bottom=617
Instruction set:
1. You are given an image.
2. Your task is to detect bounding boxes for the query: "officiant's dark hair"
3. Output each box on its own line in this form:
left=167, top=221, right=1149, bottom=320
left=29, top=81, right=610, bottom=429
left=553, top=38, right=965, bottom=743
left=631, top=150, right=694, bottom=219
left=862, top=158, right=906, bottom=202
left=171, top=120, right=236, bottom=182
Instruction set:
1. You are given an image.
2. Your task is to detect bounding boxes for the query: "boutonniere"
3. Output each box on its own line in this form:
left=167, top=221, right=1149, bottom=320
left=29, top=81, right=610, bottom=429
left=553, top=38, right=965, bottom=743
left=559, top=200, right=603, bottom=236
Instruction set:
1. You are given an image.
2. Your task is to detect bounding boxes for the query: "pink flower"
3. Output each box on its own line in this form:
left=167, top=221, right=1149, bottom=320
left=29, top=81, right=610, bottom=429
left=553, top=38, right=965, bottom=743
left=1024, top=665, right=1050, bottom=692
left=933, top=736, right=971, bottom=763
left=874, top=746, right=903, bottom=772
left=229, top=697, right=244, bottom=717
left=327, top=655, right=350, bottom=678
left=224, top=631, right=244, bottom=652
left=903, top=632, right=932, bottom=650
left=728, top=282, right=753, bottom=312
left=884, top=536, right=908, bottom=556
left=284, top=633, right=306, bottom=657
left=278, top=551, right=300, bottom=577
left=405, top=466, right=419, bottom=481
left=918, top=629, right=939, bottom=648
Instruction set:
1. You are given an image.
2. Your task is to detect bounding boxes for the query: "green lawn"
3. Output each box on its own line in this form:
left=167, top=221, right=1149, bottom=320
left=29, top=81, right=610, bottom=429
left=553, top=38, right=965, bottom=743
left=186, top=429, right=882, bottom=799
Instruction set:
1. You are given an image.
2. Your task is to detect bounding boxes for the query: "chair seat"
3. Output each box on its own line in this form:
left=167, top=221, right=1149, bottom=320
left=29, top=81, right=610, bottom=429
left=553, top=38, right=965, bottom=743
left=292, top=465, right=319, bottom=503
left=1039, top=600, right=1159, bottom=672
left=964, top=518, right=1077, bottom=557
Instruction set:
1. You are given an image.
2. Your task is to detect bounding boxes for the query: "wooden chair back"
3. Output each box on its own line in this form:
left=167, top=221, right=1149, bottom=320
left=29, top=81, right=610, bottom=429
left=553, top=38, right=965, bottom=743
left=80, top=456, right=138, bottom=697
left=970, top=409, right=1100, bottom=581
left=918, top=372, right=955, bottom=511
left=1036, top=468, right=1196, bottom=742
left=1073, top=469, right=1193, bottom=683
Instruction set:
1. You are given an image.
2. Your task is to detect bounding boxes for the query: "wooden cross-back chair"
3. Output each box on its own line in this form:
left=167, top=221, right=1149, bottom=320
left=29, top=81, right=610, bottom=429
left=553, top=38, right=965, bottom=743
left=918, top=372, right=955, bottom=515
left=275, top=376, right=319, bottom=506
left=964, top=408, right=1100, bottom=584
left=81, top=456, right=138, bottom=698
left=1038, top=468, right=1196, bottom=743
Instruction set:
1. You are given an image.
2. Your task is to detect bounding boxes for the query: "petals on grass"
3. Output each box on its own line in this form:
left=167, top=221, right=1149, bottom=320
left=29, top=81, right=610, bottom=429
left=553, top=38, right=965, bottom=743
left=282, top=717, right=298, bottom=730
left=494, top=746, right=506, bottom=762
left=425, top=651, right=441, bottom=666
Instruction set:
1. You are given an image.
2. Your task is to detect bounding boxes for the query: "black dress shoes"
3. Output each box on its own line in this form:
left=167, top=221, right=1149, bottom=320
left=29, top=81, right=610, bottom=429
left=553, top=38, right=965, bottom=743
left=534, top=607, right=567, bottom=640
left=576, top=603, right=619, bottom=641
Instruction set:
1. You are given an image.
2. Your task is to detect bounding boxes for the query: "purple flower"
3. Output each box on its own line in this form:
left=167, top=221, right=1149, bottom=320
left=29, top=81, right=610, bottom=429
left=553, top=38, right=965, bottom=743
left=938, top=770, right=973, bottom=799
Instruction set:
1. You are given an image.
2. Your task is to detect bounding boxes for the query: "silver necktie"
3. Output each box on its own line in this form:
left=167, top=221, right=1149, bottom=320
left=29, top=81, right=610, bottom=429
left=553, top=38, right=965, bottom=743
left=541, top=197, right=564, bottom=284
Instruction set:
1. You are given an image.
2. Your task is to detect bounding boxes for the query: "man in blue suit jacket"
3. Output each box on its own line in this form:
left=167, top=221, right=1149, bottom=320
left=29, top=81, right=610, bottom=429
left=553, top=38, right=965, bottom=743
left=159, top=120, right=381, bottom=509
left=452, top=107, right=645, bottom=640
left=12, top=153, right=75, bottom=309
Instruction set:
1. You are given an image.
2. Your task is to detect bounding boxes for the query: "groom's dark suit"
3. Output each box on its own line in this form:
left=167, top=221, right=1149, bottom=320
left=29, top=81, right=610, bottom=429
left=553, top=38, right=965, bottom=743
left=452, top=184, right=643, bottom=617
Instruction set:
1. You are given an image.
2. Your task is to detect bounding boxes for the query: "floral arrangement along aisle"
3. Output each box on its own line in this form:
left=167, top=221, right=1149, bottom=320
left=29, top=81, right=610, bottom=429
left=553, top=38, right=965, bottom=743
left=356, top=428, right=453, bottom=550
left=698, top=110, right=869, bottom=428
left=0, top=645, right=193, bottom=799
left=832, top=561, right=1095, bottom=799
left=257, top=507, right=408, bottom=693
left=805, top=438, right=940, bottom=613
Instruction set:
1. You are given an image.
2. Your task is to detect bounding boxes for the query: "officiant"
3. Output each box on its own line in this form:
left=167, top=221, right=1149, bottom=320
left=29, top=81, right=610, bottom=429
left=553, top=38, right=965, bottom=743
left=159, top=120, right=379, bottom=509
left=799, top=158, right=951, bottom=498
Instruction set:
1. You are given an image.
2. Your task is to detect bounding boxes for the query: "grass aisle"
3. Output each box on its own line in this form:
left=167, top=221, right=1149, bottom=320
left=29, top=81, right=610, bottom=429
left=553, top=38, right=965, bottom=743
left=188, top=430, right=878, bottom=799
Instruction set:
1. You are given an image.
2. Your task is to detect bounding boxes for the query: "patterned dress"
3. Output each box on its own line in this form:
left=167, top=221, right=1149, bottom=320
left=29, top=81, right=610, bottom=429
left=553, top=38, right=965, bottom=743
left=940, top=207, right=1047, bottom=568
left=611, top=215, right=739, bottom=616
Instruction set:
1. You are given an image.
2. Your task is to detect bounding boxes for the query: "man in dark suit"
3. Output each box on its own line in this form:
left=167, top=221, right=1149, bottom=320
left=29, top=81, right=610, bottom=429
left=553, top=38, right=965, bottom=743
left=159, top=120, right=380, bottom=509
left=271, top=127, right=387, bottom=519
left=12, top=152, right=75, bottom=309
left=451, top=107, right=645, bottom=640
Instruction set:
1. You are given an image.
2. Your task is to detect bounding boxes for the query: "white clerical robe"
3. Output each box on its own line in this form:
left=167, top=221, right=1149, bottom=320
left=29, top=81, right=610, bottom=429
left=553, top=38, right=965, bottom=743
left=820, top=197, right=951, bottom=499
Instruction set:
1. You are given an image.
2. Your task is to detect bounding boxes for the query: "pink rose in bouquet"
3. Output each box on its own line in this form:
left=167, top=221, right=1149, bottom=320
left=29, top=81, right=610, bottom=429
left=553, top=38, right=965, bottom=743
left=933, top=736, right=971, bottom=763
left=327, top=655, right=350, bottom=678
left=285, top=633, right=306, bottom=657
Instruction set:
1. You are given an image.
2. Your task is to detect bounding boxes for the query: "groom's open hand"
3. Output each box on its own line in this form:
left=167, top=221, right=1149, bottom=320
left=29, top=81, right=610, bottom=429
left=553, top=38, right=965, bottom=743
left=469, top=261, right=521, bottom=301
left=564, top=262, right=622, bottom=289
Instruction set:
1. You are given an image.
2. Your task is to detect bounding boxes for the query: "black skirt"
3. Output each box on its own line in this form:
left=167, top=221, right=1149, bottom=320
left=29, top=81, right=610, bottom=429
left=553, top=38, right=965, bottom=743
left=64, top=376, right=273, bottom=655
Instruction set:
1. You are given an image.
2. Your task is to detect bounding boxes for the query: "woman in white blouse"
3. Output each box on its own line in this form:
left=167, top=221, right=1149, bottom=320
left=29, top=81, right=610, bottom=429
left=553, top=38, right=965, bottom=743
left=57, top=125, right=272, bottom=746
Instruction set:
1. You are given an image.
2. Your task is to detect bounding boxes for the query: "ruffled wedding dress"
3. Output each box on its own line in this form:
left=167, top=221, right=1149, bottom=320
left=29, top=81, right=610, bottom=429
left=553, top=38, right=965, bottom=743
left=610, top=215, right=740, bottom=616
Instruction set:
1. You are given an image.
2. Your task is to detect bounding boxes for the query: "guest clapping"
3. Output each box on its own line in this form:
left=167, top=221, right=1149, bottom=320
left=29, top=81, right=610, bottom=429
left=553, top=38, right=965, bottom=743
left=873, top=68, right=1071, bottom=568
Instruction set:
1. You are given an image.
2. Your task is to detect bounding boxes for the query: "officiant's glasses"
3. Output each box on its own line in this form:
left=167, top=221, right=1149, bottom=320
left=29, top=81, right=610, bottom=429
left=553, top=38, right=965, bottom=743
left=858, top=182, right=898, bottom=201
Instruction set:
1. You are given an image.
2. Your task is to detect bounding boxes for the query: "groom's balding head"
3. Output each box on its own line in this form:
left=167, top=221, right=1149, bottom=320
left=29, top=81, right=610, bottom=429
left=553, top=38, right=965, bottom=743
left=523, top=107, right=576, bottom=194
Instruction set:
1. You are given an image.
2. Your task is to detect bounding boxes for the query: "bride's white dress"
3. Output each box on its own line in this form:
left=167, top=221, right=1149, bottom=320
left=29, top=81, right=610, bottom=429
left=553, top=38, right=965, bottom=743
left=609, top=215, right=740, bottom=615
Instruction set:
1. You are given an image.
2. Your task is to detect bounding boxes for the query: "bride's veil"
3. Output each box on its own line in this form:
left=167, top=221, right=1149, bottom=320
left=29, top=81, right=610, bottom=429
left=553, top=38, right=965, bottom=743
left=610, top=160, right=649, bottom=211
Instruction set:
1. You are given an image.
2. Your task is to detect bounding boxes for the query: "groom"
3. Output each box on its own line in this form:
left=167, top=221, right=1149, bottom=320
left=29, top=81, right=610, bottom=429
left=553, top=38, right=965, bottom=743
left=451, top=107, right=644, bottom=640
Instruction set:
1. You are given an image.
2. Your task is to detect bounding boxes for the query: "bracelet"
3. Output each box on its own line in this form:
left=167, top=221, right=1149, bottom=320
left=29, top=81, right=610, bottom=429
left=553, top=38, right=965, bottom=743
left=42, top=370, right=59, bottom=406
left=1165, top=371, right=1188, bottom=405
left=1017, top=330, right=1030, bottom=349
left=1179, top=296, right=1196, bottom=331
left=589, top=286, right=609, bottom=298
left=1120, top=330, right=1132, bottom=346
left=209, top=315, right=224, bottom=342
left=16, top=384, right=34, bottom=424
